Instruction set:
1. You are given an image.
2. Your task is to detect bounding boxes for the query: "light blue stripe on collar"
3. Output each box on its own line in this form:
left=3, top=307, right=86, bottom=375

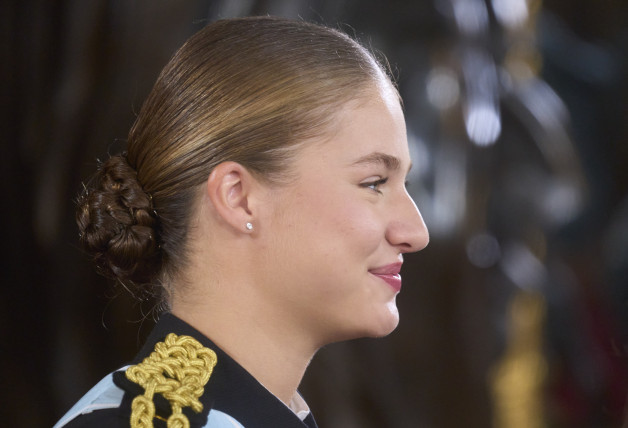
left=204, top=409, right=246, bottom=427
left=53, top=366, right=130, bottom=428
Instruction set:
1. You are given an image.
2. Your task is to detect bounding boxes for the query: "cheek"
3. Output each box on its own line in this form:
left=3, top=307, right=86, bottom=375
left=304, top=190, right=383, bottom=254
left=269, top=180, right=385, bottom=265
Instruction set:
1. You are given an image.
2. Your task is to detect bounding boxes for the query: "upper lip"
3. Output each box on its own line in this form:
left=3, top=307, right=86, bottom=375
left=369, top=262, right=403, bottom=275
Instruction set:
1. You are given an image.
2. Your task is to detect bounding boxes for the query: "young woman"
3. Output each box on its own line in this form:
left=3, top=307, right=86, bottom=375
left=55, top=16, right=428, bottom=428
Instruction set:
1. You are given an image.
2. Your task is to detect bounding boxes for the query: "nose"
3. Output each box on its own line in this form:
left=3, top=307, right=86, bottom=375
left=386, top=191, right=429, bottom=253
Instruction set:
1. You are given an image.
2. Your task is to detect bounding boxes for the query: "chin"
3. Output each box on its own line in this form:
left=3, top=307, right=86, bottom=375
left=353, top=302, right=401, bottom=340
left=322, top=302, right=401, bottom=344
left=370, top=303, right=400, bottom=337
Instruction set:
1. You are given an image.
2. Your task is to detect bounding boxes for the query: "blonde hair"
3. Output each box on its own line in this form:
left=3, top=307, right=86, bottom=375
left=77, top=16, right=395, bottom=298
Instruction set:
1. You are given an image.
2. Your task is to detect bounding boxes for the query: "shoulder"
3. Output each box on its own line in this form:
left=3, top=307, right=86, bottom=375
left=53, top=360, right=248, bottom=428
left=54, top=366, right=245, bottom=427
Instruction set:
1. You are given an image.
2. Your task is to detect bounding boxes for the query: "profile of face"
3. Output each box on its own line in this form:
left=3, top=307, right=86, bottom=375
left=252, top=82, right=429, bottom=346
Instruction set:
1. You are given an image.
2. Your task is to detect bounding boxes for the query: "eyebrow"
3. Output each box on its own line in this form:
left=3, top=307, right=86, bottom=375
left=351, top=152, right=412, bottom=173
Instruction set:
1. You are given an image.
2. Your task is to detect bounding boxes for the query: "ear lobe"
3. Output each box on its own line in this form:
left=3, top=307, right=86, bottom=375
left=206, top=162, right=254, bottom=232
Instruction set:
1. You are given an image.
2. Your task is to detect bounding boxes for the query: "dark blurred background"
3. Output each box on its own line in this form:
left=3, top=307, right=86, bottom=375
left=2, top=1, right=627, bottom=427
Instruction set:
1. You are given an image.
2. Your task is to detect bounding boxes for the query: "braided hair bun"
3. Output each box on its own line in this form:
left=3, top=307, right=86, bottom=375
left=76, top=154, right=161, bottom=286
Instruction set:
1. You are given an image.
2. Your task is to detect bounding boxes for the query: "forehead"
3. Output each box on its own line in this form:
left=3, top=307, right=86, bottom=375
left=300, top=86, right=409, bottom=169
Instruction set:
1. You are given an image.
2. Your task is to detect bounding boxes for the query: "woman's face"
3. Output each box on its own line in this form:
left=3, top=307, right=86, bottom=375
left=255, top=84, right=429, bottom=346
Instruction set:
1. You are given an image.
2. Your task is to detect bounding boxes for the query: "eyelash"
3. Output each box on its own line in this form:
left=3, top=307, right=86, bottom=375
left=362, top=177, right=388, bottom=193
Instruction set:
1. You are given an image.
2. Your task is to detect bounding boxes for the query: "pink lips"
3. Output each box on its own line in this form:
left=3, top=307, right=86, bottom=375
left=369, top=262, right=403, bottom=292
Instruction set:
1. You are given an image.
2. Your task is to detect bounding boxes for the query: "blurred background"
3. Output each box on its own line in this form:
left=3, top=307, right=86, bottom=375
left=2, top=0, right=627, bottom=427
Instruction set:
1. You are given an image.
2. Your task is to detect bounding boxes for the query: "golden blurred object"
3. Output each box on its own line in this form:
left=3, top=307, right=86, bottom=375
left=490, top=291, right=548, bottom=428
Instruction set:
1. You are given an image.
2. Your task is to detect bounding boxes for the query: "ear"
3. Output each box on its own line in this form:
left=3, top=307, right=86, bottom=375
left=206, top=162, right=257, bottom=234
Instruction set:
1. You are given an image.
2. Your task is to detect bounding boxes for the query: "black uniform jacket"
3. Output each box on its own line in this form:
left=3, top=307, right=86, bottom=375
left=56, top=313, right=318, bottom=428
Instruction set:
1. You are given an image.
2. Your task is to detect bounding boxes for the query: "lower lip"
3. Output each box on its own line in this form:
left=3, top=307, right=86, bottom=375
left=372, top=273, right=402, bottom=292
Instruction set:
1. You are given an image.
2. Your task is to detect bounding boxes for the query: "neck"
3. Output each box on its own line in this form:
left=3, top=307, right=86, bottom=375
left=171, top=292, right=316, bottom=405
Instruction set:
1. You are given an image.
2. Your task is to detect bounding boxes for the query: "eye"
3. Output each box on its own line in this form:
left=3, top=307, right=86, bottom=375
left=361, top=177, right=388, bottom=194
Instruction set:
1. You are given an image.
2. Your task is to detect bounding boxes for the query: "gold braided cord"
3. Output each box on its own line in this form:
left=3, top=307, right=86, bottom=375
left=126, top=333, right=218, bottom=428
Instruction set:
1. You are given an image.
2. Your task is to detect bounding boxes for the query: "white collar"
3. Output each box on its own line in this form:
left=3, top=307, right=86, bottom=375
left=288, top=392, right=311, bottom=421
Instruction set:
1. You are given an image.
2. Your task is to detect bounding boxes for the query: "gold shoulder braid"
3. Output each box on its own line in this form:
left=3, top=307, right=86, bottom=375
left=125, top=333, right=218, bottom=428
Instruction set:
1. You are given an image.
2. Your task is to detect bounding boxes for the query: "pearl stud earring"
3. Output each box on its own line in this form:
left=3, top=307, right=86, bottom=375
left=246, top=222, right=253, bottom=231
